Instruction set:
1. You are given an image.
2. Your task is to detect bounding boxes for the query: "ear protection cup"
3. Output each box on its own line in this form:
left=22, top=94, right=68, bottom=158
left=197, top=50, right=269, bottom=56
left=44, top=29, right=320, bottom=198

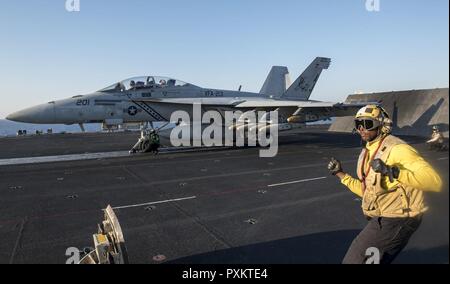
left=379, top=107, right=392, bottom=135
left=381, top=117, right=392, bottom=134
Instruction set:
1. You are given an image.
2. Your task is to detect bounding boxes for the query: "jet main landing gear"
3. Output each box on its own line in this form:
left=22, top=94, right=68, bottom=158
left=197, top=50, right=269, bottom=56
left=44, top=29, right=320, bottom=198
left=129, top=129, right=154, bottom=154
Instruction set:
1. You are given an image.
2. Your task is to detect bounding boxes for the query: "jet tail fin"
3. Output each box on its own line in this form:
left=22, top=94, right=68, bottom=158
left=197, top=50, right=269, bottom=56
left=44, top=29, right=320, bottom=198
left=259, top=66, right=291, bottom=98
left=281, top=57, right=331, bottom=101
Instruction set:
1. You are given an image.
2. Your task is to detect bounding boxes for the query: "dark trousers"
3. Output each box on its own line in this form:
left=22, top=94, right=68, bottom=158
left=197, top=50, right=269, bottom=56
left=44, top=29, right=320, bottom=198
left=342, top=216, right=422, bottom=264
left=150, top=143, right=160, bottom=152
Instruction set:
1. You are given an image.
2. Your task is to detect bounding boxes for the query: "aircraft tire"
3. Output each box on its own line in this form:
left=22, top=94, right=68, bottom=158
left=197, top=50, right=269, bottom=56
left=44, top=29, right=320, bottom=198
left=141, top=140, right=151, bottom=153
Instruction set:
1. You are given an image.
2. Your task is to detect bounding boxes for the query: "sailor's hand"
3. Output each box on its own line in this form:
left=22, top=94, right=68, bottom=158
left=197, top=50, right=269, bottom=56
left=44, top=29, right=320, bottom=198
left=328, top=157, right=343, bottom=176
left=371, top=159, right=400, bottom=183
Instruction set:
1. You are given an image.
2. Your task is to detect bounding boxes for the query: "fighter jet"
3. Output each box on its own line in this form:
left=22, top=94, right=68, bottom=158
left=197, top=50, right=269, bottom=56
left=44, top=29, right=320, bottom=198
left=6, top=57, right=368, bottom=135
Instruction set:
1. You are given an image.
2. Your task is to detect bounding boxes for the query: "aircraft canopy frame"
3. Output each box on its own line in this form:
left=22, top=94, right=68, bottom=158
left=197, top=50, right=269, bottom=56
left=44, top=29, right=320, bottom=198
left=99, top=76, right=195, bottom=92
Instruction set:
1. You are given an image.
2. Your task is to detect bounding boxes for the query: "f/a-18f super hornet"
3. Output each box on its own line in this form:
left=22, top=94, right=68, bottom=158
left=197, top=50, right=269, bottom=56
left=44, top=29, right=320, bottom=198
left=7, top=57, right=370, bottom=150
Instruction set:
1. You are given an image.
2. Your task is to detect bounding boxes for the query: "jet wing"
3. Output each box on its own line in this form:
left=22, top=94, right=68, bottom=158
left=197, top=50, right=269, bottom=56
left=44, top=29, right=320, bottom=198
left=133, top=98, right=374, bottom=108
left=291, top=102, right=376, bottom=118
left=235, top=100, right=379, bottom=116
left=235, top=100, right=337, bottom=108
left=234, top=100, right=375, bottom=109
left=131, top=97, right=246, bottom=107
left=135, top=98, right=333, bottom=108
left=132, top=97, right=377, bottom=118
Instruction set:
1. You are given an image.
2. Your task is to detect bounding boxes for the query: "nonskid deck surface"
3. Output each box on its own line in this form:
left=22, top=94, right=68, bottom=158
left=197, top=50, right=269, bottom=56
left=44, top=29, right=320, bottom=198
left=0, top=130, right=448, bottom=263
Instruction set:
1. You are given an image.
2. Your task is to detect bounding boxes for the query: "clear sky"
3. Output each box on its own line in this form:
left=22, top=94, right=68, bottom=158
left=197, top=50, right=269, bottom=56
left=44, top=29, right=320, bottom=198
left=0, top=0, right=448, bottom=118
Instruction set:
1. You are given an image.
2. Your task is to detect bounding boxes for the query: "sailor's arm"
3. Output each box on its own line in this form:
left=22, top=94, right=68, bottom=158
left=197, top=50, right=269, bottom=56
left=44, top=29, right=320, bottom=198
left=338, top=173, right=364, bottom=198
left=390, top=144, right=443, bottom=192
left=427, top=135, right=439, bottom=143
left=328, top=158, right=364, bottom=197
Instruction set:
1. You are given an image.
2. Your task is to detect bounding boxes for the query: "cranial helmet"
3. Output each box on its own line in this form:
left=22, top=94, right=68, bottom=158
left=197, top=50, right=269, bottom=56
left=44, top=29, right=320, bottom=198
left=354, top=104, right=393, bottom=135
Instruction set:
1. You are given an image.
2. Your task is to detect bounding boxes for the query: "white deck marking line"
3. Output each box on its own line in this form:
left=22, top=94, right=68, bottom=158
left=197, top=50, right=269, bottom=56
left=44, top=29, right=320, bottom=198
left=0, top=151, right=130, bottom=166
left=437, top=157, right=449, bottom=161
left=112, top=196, right=197, bottom=210
left=268, top=176, right=328, bottom=188
left=0, top=147, right=231, bottom=166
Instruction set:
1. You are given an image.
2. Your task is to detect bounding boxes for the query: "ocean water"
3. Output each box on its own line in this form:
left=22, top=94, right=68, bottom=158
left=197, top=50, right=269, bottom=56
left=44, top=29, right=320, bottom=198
left=0, top=120, right=102, bottom=136
left=0, top=119, right=333, bottom=137
left=0, top=120, right=176, bottom=137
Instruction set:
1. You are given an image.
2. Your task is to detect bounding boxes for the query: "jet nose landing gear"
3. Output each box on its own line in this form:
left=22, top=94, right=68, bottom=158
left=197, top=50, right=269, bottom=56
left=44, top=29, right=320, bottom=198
left=129, top=128, right=161, bottom=155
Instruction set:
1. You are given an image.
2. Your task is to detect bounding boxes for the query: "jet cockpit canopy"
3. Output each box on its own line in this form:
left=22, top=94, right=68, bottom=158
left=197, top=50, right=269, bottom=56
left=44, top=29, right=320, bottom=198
left=99, top=76, right=194, bottom=93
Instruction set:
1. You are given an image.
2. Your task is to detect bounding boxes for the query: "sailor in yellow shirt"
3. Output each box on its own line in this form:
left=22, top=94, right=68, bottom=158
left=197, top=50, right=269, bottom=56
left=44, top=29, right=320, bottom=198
left=328, top=105, right=442, bottom=264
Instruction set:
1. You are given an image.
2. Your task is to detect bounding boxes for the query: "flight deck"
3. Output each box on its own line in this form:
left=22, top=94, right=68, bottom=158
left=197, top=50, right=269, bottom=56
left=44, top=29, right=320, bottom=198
left=0, top=129, right=448, bottom=264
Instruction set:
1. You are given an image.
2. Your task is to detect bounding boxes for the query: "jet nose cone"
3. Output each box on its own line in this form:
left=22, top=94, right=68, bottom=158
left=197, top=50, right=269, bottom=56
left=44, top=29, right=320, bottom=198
left=6, top=103, right=56, bottom=123
left=5, top=113, right=13, bottom=121
left=6, top=110, right=26, bottom=122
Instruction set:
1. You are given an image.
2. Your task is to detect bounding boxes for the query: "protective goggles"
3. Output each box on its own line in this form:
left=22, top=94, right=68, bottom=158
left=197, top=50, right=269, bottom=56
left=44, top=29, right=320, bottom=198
left=354, top=119, right=381, bottom=131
